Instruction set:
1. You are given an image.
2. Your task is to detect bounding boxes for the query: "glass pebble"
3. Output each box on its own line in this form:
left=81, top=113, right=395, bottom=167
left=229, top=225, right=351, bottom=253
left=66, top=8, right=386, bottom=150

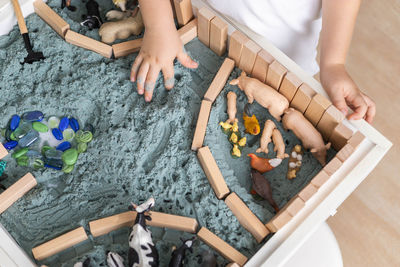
left=26, top=150, right=41, bottom=158
left=3, top=141, right=18, bottom=150
left=44, top=157, right=64, bottom=168
left=45, top=149, right=63, bottom=161
left=83, top=123, right=95, bottom=135
left=13, top=122, right=32, bottom=140
left=10, top=115, right=20, bottom=131
left=63, top=129, right=75, bottom=141
left=17, top=155, right=29, bottom=166
left=62, top=164, right=74, bottom=174
left=22, top=111, right=44, bottom=122
left=48, top=116, right=60, bottom=129
left=77, top=143, right=87, bottom=154
left=41, top=145, right=52, bottom=155
left=59, top=117, right=69, bottom=132
left=52, top=128, right=63, bottom=140
left=75, top=130, right=93, bottom=143
left=56, top=141, right=72, bottom=152
left=12, top=147, right=29, bottom=159
left=32, top=122, right=48, bottom=133
left=62, top=148, right=78, bottom=166
left=19, top=130, right=39, bottom=147
left=69, top=118, right=80, bottom=132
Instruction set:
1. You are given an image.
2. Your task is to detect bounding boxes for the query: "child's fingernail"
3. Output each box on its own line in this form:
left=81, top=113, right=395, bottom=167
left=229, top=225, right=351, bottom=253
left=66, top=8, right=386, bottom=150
left=138, top=89, right=144, bottom=95
left=145, top=96, right=151, bottom=102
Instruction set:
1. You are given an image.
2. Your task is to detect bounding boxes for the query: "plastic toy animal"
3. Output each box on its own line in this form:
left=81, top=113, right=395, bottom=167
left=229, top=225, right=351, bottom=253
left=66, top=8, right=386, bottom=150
left=61, top=0, right=76, bottom=11
left=107, top=252, right=124, bottom=267
left=81, top=0, right=102, bottom=30
left=200, top=250, right=217, bottom=267
left=243, top=104, right=260, bottom=135
left=226, top=91, right=238, bottom=123
left=272, top=129, right=289, bottom=159
left=230, top=71, right=289, bottom=121
left=256, top=120, right=276, bottom=154
left=168, top=237, right=195, bottom=267
left=287, top=145, right=303, bottom=179
left=251, top=169, right=279, bottom=212
left=99, top=8, right=144, bottom=44
left=112, top=0, right=128, bottom=11
left=248, top=153, right=282, bottom=173
left=282, top=108, right=330, bottom=166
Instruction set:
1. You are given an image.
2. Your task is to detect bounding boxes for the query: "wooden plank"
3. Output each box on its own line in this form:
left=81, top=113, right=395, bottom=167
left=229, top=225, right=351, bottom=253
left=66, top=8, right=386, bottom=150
left=336, top=143, right=355, bottom=162
left=251, top=49, right=274, bottom=83
left=112, top=38, right=142, bottom=58
left=316, top=105, right=345, bottom=141
left=323, top=157, right=343, bottom=176
left=209, top=16, right=228, bottom=56
left=173, top=0, right=193, bottom=27
left=0, top=173, right=36, bottom=214
left=285, top=196, right=305, bottom=217
left=238, top=39, right=261, bottom=74
left=33, top=0, right=70, bottom=38
left=191, top=100, right=212, bottom=151
left=65, top=30, right=113, bottom=58
left=0, top=143, right=8, bottom=159
left=178, top=18, right=198, bottom=45
left=298, top=182, right=318, bottom=203
left=304, top=93, right=332, bottom=127
left=228, top=30, right=249, bottom=67
left=265, top=60, right=287, bottom=90
left=279, top=72, right=302, bottom=102
left=311, top=169, right=330, bottom=188
left=197, top=146, right=230, bottom=199
left=89, top=210, right=198, bottom=237
left=265, top=210, right=292, bottom=233
left=197, top=7, right=215, bottom=47
left=204, top=57, right=235, bottom=102
left=329, top=122, right=353, bottom=151
left=290, top=83, right=316, bottom=114
left=197, top=227, right=248, bottom=266
left=225, top=193, right=270, bottom=243
left=32, top=227, right=88, bottom=261
left=347, top=131, right=365, bottom=149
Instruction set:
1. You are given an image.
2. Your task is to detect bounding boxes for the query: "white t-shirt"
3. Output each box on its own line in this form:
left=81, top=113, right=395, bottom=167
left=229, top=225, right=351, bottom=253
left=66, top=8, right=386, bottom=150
left=208, top=0, right=322, bottom=75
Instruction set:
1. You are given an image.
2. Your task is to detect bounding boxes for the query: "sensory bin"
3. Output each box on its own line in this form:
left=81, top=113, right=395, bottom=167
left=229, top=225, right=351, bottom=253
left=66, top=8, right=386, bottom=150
left=0, top=0, right=336, bottom=266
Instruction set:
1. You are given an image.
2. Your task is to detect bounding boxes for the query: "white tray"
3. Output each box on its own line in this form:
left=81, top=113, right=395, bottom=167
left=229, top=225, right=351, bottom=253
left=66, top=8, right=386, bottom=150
left=0, top=1, right=392, bottom=266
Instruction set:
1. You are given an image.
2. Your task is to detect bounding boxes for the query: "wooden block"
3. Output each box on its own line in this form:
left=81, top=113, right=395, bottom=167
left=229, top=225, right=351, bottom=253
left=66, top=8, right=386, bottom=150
left=33, top=0, right=70, bottom=38
left=65, top=30, right=113, bottom=58
left=90, top=210, right=198, bottom=237
left=209, top=16, right=228, bottom=56
left=204, top=58, right=235, bottom=102
left=265, top=210, right=292, bottom=233
left=197, top=7, right=215, bottom=47
left=112, top=38, right=142, bottom=58
left=265, top=60, right=287, bottom=90
left=178, top=18, right=198, bottom=45
left=225, top=193, right=270, bottom=243
left=284, top=196, right=305, bottom=217
left=298, top=182, right=318, bottom=203
left=290, top=83, right=316, bottom=114
left=238, top=39, right=261, bottom=74
left=279, top=72, right=302, bottom=102
left=173, top=0, right=193, bottom=27
left=316, top=105, right=345, bottom=141
left=336, top=143, right=355, bottom=162
left=0, top=173, right=37, bottom=214
left=228, top=31, right=249, bottom=67
left=32, top=227, right=88, bottom=260
left=0, top=143, right=8, bottom=159
left=197, top=227, right=248, bottom=266
left=197, top=146, right=230, bottom=199
left=329, top=122, right=353, bottom=151
left=191, top=100, right=212, bottom=151
left=323, top=157, right=342, bottom=176
left=347, top=131, right=365, bottom=149
left=304, top=93, right=332, bottom=127
left=251, top=49, right=274, bottom=83
left=311, top=170, right=330, bottom=188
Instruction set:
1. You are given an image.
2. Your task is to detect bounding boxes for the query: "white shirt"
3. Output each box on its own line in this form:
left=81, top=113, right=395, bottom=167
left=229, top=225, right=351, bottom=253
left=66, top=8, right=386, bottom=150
left=208, top=0, right=322, bottom=75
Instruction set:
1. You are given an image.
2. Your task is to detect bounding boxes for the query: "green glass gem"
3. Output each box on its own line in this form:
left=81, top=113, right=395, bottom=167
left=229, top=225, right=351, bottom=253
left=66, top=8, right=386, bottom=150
left=33, top=159, right=44, bottom=170
left=77, top=143, right=87, bottom=154
left=62, top=148, right=78, bottom=165
left=62, top=164, right=74, bottom=174
left=41, top=145, right=52, bottom=155
left=63, top=128, right=75, bottom=141
left=12, top=147, right=29, bottom=159
left=17, top=155, right=29, bottom=166
left=75, top=130, right=93, bottom=143
left=47, top=116, right=60, bottom=129
left=32, top=122, right=48, bottom=133
left=10, top=132, right=17, bottom=141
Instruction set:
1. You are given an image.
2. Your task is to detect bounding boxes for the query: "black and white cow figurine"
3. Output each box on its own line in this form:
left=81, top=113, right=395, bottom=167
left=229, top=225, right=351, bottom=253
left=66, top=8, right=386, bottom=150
left=168, top=237, right=195, bottom=267
left=73, top=258, right=91, bottom=267
left=107, top=251, right=125, bottom=267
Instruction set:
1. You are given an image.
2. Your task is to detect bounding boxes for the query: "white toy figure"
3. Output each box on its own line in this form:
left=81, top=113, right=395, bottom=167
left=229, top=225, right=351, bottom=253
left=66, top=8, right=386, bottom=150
left=107, top=252, right=125, bottom=267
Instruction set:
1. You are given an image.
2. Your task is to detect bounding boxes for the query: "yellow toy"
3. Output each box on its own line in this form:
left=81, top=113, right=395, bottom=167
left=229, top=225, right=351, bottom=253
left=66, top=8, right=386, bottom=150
left=232, top=144, right=241, bottom=157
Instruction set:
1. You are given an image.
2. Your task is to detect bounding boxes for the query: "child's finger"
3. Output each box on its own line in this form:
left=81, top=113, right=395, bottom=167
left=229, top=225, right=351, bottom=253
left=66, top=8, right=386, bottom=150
left=136, top=61, right=150, bottom=95
left=131, top=54, right=143, bottom=82
left=177, top=51, right=198, bottom=69
left=162, top=65, right=175, bottom=90
left=144, top=65, right=161, bottom=102
left=347, top=94, right=368, bottom=121
left=363, top=94, right=376, bottom=124
left=329, top=90, right=348, bottom=116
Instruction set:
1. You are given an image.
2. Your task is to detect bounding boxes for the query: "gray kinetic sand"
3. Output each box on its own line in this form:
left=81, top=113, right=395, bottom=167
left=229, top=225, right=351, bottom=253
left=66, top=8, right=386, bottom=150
left=0, top=0, right=336, bottom=266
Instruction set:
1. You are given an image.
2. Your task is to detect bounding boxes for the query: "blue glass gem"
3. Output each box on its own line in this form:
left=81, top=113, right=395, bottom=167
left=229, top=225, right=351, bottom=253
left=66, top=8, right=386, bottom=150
left=56, top=141, right=71, bottom=152
left=69, top=118, right=80, bottom=132
left=59, top=117, right=69, bottom=132
left=26, top=150, right=41, bottom=158
left=44, top=157, right=63, bottom=169
left=44, top=164, right=62, bottom=170
left=45, top=149, right=63, bottom=161
left=10, top=115, right=20, bottom=131
left=22, top=111, right=44, bottom=122
left=18, top=130, right=39, bottom=147
left=3, top=141, right=18, bottom=150
left=13, top=122, right=32, bottom=140
left=52, top=128, right=63, bottom=140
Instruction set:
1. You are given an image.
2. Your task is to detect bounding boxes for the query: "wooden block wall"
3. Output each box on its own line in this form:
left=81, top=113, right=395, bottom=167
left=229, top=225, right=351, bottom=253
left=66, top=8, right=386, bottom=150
left=191, top=100, right=212, bottom=150
left=173, top=0, right=193, bottom=27
left=265, top=60, right=287, bottom=90
left=33, top=0, right=70, bottom=38
left=279, top=72, right=302, bottom=102
left=329, top=122, right=353, bottom=151
left=290, top=83, right=316, bottom=114
left=198, top=7, right=215, bottom=47
left=228, top=30, right=249, bottom=67
left=65, top=30, right=113, bottom=58
left=238, top=39, right=261, bottom=74
left=251, top=50, right=274, bottom=83
left=204, top=58, right=235, bottom=102
left=304, top=93, right=332, bottom=126
left=317, top=106, right=345, bottom=141
left=0, top=143, right=8, bottom=159
left=210, top=16, right=228, bottom=56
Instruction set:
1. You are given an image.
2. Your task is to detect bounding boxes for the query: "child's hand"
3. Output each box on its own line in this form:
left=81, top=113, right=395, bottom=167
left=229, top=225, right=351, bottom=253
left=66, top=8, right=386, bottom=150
left=320, top=64, right=375, bottom=123
left=130, top=26, right=198, bottom=102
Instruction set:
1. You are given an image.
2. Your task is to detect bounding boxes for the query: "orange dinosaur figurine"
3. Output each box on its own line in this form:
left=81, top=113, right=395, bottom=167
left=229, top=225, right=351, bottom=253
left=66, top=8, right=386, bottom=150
left=248, top=153, right=282, bottom=173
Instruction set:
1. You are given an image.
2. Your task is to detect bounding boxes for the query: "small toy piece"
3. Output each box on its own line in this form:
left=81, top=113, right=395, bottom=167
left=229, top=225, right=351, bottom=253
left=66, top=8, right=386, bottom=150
left=251, top=169, right=279, bottom=212
left=81, top=0, right=102, bottom=30
left=61, top=0, right=76, bottom=11
left=169, top=237, right=195, bottom=267
left=73, top=258, right=91, bottom=267
left=248, top=153, right=282, bottom=174
left=226, top=92, right=238, bottom=124
left=112, top=0, right=128, bottom=11
left=256, top=120, right=276, bottom=154
left=232, top=144, right=241, bottom=157
left=282, top=108, right=330, bottom=166
left=99, top=8, right=144, bottom=44
left=107, top=252, right=124, bottom=267
left=230, top=71, right=289, bottom=121
left=200, top=250, right=217, bottom=267
left=11, top=0, right=45, bottom=64
left=287, top=145, right=303, bottom=179
left=219, top=121, right=232, bottom=131
left=272, top=128, right=289, bottom=159
left=243, top=104, right=260, bottom=135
